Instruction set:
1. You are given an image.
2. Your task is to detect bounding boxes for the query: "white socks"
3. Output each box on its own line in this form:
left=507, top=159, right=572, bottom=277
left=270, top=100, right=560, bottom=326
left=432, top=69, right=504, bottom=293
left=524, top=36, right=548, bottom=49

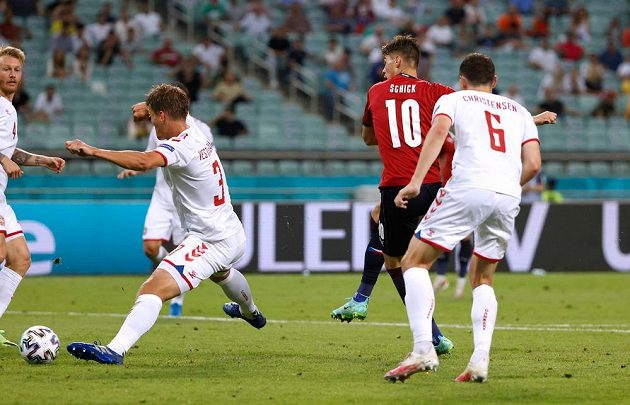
left=403, top=267, right=435, bottom=355
left=471, top=284, right=497, bottom=362
left=170, top=293, right=184, bottom=306
left=0, top=267, right=22, bottom=319
left=108, top=294, right=163, bottom=355
left=216, top=269, right=257, bottom=316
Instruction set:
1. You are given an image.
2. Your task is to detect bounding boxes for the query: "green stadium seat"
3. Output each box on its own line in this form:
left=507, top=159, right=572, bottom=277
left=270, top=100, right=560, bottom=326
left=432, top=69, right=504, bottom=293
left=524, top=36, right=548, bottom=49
left=301, top=161, right=325, bottom=176
left=324, top=160, right=347, bottom=176
left=589, top=162, right=610, bottom=177
left=543, top=162, right=564, bottom=177
left=231, top=160, right=255, bottom=176
left=347, top=161, right=369, bottom=176
left=566, top=162, right=589, bottom=177
left=278, top=160, right=300, bottom=175
left=256, top=160, right=277, bottom=175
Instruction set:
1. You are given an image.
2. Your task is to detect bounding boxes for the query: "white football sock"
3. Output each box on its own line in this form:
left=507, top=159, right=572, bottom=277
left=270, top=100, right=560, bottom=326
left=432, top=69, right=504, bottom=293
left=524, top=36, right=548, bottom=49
left=471, top=284, right=497, bottom=361
left=170, top=293, right=185, bottom=306
left=404, top=267, right=435, bottom=355
left=156, top=246, right=169, bottom=262
left=108, top=294, right=163, bottom=355
left=0, top=267, right=22, bottom=319
left=216, top=268, right=257, bottom=316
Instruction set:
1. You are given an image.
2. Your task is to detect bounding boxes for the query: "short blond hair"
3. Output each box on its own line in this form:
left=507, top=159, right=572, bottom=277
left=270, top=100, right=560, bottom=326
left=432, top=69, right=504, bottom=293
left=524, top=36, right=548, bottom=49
left=0, top=46, right=26, bottom=65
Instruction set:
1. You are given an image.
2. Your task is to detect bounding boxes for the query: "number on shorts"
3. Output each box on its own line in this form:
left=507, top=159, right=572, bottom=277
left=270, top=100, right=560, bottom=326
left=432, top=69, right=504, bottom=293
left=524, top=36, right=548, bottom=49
left=212, top=160, right=225, bottom=206
left=484, top=110, right=506, bottom=153
left=385, top=99, right=422, bottom=148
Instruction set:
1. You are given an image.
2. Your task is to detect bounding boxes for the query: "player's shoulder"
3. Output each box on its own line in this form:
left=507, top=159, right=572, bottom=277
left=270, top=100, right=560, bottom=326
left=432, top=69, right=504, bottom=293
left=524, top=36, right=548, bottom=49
left=0, top=97, right=15, bottom=114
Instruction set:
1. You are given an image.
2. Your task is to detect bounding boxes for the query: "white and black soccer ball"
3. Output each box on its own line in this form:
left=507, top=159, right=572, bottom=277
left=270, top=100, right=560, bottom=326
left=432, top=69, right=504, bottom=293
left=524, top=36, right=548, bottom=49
left=19, top=325, right=60, bottom=364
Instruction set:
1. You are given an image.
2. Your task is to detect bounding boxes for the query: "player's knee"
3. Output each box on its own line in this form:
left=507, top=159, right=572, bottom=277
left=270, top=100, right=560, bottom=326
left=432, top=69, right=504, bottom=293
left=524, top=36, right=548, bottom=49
left=7, top=253, right=31, bottom=274
left=210, top=269, right=230, bottom=283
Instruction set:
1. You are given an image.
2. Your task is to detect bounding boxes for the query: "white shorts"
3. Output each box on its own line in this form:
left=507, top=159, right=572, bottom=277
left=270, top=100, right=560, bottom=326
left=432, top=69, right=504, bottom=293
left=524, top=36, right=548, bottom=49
left=143, top=199, right=185, bottom=245
left=416, top=187, right=520, bottom=262
left=0, top=202, right=24, bottom=242
left=159, top=228, right=246, bottom=293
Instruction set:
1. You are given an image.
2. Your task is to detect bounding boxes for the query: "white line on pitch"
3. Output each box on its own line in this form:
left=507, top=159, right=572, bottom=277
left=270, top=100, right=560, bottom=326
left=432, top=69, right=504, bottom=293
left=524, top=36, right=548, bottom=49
left=7, top=310, right=630, bottom=334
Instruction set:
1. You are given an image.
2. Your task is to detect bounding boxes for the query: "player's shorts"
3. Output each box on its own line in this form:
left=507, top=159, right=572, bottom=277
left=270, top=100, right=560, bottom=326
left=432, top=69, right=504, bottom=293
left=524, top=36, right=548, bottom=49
left=0, top=202, right=24, bottom=242
left=159, top=228, right=246, bottom=293
left=379, top=182, right=442, bottom=257
left=143, top=199, right=185, bottom=245
left=416, top=187, right=520, bottom=262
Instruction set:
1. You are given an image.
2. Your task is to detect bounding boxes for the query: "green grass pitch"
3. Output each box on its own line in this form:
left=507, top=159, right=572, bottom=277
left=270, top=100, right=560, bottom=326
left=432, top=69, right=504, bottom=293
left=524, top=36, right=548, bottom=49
left=0, top=273, right=628, bottom=404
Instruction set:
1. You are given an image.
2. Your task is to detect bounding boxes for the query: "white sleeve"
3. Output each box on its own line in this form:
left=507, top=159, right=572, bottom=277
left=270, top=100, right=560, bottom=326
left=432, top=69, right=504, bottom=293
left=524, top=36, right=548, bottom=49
left=0, top=110, right=12, bottom=154
left=153, top=133, right=196, bottom=168
left=432, top=94, right=455, bottom=124
left=522, top=109, right=539, bottom=145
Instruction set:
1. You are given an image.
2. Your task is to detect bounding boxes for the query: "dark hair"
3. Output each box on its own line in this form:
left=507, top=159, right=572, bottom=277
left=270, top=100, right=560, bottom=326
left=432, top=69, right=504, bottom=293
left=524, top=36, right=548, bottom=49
left=146, top=84, right=189, bottom=120
left=459, top=52, right=495, bottom=86
left=171, top=81, right=191, bottom=100
left=381, top=35, right=419, bottom=67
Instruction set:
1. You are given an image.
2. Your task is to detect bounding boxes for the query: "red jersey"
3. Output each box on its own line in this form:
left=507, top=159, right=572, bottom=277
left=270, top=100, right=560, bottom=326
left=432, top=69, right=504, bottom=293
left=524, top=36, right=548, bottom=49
left=439, top=134, right=455, bottom=184
left=363, top=73, right=453, bottom=187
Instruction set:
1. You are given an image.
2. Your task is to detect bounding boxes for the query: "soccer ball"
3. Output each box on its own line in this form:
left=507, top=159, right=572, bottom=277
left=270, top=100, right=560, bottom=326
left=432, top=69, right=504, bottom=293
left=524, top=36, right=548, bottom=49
left=19, top=325, right=60, bottom=364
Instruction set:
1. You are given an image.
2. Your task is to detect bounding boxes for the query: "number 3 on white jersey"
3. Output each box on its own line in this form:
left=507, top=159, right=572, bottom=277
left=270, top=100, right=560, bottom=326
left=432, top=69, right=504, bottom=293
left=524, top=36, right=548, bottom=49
left=385, top=99, right=422, bottom=148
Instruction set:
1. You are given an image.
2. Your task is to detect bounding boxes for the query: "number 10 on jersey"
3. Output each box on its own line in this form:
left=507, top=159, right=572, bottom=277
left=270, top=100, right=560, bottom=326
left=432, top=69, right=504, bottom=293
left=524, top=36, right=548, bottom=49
left=385, top=99, right=422, bottom=148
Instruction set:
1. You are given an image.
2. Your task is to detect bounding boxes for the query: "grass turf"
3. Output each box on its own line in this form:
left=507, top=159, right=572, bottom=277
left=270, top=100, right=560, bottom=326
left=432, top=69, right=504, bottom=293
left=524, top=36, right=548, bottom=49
left=0, top=273, right=628, bottom=404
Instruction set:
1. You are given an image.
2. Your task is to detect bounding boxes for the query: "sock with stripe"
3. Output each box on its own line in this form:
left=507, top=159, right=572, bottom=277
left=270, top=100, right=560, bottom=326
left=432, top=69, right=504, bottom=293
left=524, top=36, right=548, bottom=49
left=403, top=267, right=435, bottom=354
left=0, top=267, right=22, bottom=319
left=108, top=294, right=163, bottom=355
left=216, top=268, right=257, bottom=316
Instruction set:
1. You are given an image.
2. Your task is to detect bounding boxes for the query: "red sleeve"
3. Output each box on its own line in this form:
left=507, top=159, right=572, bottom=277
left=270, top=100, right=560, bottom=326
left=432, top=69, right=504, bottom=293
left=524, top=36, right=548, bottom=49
left=362, top=92, right=373, bottom=127
left=432, top=82, right=455, bottom=100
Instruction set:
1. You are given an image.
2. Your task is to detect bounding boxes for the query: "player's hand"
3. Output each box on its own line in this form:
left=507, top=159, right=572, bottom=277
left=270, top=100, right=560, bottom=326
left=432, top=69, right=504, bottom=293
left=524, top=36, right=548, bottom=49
left=132, top=102, right=150, bottom=121
left=0, top=157, right=23, bottom=179
left=117, top=169, right=140, bottom=179
left=534, top=111, right=557, bottom=125
left=65, top=139, right=96, bottom=157
left=394, top=183, right=421, bottom=209
left=43, top=156, right=65, bottom=173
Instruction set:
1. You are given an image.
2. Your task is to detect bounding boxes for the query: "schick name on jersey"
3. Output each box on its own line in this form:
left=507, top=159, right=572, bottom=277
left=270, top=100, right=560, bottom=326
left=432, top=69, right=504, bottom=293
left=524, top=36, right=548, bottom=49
left=389, top=84, right=416, bottom=93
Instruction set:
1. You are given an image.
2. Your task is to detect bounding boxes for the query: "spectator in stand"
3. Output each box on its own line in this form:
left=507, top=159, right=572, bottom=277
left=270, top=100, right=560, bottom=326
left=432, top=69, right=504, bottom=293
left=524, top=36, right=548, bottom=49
left=203, top=0, right=228, bottom=25
left=617, top=54, right=630, bottom=95
left=96, top=29, right=121, bottom=66
left=115, top=9, right=140, bottom=44
left=417, top=29, right=435, bottom=80
left=528, top=37, right=560, bottom=73
left=151, top=37, right=182, bottom=67
left=570, top=6, right=591, bottom=44
left=538, top=65, right=564, bottom=99
left=73, top=45, right=93, bottom=82
left=267, top=26, right=291, bottom=89
left=0, top=8, right=23, bottom=46
left=426, top=16, right=454, bottom=49
left=72, top=22, right=88, bottom=53
left=7, top=0, right=38, bottom=23
left=323, top=0, right=351, bottom=35
left=322, top=58, right=352, bottom=120
left=174, top=56, right=202, bottom=103
left=210, top=105, right=248, bottom=138
left=501, top=83, right=526, bottom=107
left=239, top=3, right=271, bottom=37
left=496, top=4, right=525, bottom=48
left=598, top=41, right=623, bottom=71
left=527, top=9, right=550, bottom=39
left=464, top=0, right=487, bottom=40
left=535, top=87, right=566, bottom=117
left=11, top=84, right=31, bottom=121
left=581, top=53, right=605, bottom=93
left=85, top=13, right=112, bottom=49
left=282, top=2, right=311, bottom=35
left=606, top=18, right=622, bottom=46
left=444, top=0, right=466, bottom=27
left=556, top=31, right=584, bottom=61
left=287, top=36, right=307, bottom=73
left=622, top=25, right=630, bottom=48
left=562, top=67, right=586, bottom=96
left=591, top=90, right=617, bottom=118
left=212, top=69, right=252, bottom=107
left=543, top=0, right=570, bottom=17
left=321, top=36, right=344, bottom=67
left=32, top=84, right=63, bottom=123
left=51, top=21, right=75, bottom=55
left=99, top=1, right=117, bottom=23
left=510, top=0, right=534, bottom=15
left=192, top=36, right=225, bottom=78
left=121, top=26, right=142, bottom=68
left=134, top=1, right=162, bottom=38
left=50, top=2, right=80, bottom=36
left=372, top=0, right=405, bottom=28
left=350, top=0, right=375, bottom=34
left=46, top=48, right=70, bottom=79
left=476, top=24, right=499, bottom=48
left=360, top=25, right=386, bottom=58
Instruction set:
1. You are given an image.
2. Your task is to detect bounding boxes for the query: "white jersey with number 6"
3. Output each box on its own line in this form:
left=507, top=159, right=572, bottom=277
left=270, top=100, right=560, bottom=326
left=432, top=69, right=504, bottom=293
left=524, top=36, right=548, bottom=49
left=0, top=96, right=18, bottom=202
left=153, top=124, right=241, bottom=242
left=433, top=90, right=539, bottom=199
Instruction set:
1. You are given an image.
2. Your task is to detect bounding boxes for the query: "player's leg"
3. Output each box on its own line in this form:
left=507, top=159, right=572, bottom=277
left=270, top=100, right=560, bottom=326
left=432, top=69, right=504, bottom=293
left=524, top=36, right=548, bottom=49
left=168, top=214, right=187, bottom=317
left=331, top=203, right=383, bottom=322
left=0, top=207, right=29, bottom=347
left=143, top=240, right=168, bottom=266
left=454, top=235, right=473, bottom=298
left=432, top=252, right=450, bottom=293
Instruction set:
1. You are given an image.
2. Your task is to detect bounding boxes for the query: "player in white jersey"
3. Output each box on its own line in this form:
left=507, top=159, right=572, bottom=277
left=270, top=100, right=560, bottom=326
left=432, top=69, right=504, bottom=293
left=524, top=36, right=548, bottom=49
left=384, top=53, right=542, bottom=383
left=119, top=105, right=214, bottom=317
left=65, top=84, right=265, bottom=365
left=0, top=46, right=66, bottom=347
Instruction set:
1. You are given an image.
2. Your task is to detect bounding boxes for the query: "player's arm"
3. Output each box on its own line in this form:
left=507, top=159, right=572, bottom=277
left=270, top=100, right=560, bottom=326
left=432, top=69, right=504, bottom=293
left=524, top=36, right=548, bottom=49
left=131, top=102, right=150, bottom=121
left=0, top=152, right=23, bottom=178
left=520, top=141, right=542, bottom=186
left=533, top=111, right=557, bottom=126
left=394, top=115, right=451, bottom=208
left=362, top=125, right=377, bottom=145
left=65, top=139, right=165, bottom=171
left=11, top=148, right=65, bottom=173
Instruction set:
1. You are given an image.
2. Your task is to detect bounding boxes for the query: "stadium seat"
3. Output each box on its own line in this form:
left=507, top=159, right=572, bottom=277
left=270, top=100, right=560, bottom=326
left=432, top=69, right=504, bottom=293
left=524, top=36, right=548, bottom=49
left=588, top=162, right=611, bottom=177
left=231, top=160, right=255, bottom=176
left=256, top=160, right=277, bottom=175
left=566, top=162, right=589, bottom=177
left=301, top=160, right=325, bottom=176
left=324, top=160, right=347, bottom=176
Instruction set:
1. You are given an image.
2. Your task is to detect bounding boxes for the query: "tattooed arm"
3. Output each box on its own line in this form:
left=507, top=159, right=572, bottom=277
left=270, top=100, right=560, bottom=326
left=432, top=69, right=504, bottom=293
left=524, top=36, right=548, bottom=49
left=11, top=148, right=65, bottom=173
